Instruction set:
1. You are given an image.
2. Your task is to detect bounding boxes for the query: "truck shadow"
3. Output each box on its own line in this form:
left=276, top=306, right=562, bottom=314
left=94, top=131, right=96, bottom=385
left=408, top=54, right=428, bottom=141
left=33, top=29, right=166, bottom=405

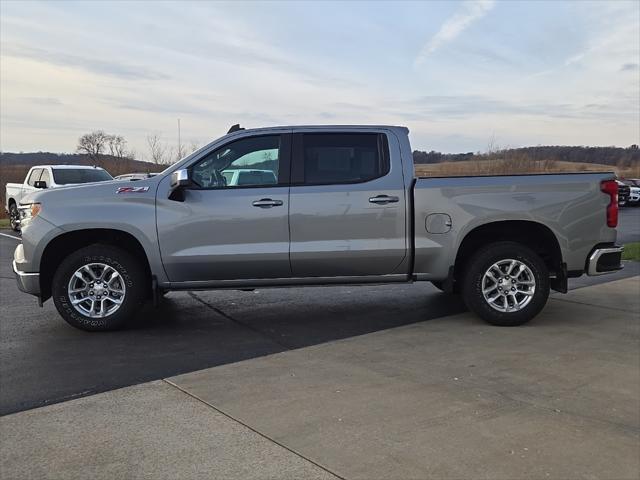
left=1, top=283, right=467, bottom=415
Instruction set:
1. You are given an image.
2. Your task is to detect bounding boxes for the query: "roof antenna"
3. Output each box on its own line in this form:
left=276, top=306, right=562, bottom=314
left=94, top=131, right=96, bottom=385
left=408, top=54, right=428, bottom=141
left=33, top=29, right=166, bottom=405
left=227, top=124, right=244, bottom=134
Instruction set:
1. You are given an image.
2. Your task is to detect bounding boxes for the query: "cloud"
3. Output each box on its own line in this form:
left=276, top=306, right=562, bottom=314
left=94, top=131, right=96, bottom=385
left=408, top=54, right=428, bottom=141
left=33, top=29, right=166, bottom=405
left=3, top=44, right=169, bottom=81
left=414, top=0, right=496, bottom=66
left=392, top=94, right=636, bottom=120
left=620, top=63, right=639, bottom=72
left=20, top=97, right=62, bottom=106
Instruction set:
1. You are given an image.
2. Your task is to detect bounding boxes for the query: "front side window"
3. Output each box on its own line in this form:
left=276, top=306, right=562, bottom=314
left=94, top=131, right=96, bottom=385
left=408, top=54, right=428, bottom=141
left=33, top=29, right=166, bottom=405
left=52, top=168, right=113, bottom=184
left=191, top=135, right=281, bottom=189
left=300, top=133, right=389, bottom=185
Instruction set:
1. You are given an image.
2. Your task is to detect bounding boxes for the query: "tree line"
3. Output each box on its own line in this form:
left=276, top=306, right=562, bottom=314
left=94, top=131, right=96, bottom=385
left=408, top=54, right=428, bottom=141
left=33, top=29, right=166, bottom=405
left=413, top=145, right=640, bottom=167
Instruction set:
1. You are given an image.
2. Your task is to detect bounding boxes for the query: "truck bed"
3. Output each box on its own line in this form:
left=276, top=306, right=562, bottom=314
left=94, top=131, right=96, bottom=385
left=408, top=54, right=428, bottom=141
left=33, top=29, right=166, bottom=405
left=412, top=172, right=617, bottom=278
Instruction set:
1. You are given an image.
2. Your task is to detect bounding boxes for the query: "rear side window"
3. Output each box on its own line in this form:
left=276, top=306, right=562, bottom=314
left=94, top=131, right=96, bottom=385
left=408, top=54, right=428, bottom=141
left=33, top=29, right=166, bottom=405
left=52, top=169, right=113, bottom=184
left=39, top=169, right=51, bottom=186
left=298, top=133, right=389, bottom=185
left=27, top=168, right=43, bottom=186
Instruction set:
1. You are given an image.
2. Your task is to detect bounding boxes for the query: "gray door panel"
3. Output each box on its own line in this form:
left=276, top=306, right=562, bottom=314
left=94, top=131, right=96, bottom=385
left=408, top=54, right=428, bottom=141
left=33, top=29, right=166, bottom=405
left=156, top=132, right=291, bottom=282
left=289, top=183, right=406, bottom=276
left=289, top=131, right=407, bottom=277
left=157, top=187, right=290, bottom=281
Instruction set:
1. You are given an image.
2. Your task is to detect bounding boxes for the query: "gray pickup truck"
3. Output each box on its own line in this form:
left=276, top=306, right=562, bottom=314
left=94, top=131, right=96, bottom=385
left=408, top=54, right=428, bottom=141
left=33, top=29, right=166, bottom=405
left=13, top=125, right=623, bottom=331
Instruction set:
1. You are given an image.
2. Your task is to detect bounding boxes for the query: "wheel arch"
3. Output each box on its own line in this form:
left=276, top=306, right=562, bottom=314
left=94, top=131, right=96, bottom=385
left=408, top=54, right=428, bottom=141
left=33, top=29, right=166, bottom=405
left=453, top=220, right=565, bottom=292
left=40, top=229, right=152, bottom=302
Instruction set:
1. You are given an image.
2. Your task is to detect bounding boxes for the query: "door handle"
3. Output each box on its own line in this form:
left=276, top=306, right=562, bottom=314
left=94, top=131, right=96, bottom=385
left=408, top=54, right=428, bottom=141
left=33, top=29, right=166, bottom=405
left=252, top=198, right=283, bottom=208
left=369, top=195, right=399, bottom=204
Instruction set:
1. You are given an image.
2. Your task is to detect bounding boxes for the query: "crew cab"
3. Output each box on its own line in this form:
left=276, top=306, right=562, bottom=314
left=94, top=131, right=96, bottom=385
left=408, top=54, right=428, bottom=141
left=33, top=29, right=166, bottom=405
left=12, top=125, right=623, bottom=331
left=5, top=165, right=113, bottom=231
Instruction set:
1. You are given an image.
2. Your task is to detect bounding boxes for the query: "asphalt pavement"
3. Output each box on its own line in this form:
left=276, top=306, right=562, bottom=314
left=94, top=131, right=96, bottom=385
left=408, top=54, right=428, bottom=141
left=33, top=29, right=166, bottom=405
left=0, top=207, right=638, bottom=416
left=617, top=204, right=640, bottom=244
left=2, top=277, right=638, bottom=479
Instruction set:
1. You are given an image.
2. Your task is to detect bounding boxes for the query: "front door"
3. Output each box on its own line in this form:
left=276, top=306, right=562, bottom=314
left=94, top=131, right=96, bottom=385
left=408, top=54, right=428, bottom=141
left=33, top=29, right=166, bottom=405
left=156, top=133, right=292, bottom=282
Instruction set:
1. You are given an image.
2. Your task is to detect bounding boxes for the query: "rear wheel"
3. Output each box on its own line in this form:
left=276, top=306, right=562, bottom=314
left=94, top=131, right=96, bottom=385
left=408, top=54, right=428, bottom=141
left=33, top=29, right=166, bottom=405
left=52, top=245, right=147, bottom=331
left=462, top=242, right=549, bottom=326
left=9, top=202, right=20, bottom=232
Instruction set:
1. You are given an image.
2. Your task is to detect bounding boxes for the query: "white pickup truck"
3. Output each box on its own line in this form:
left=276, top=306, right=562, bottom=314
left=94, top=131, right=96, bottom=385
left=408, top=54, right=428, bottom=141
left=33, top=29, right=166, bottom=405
left=5, top=165, right=113, bottom=231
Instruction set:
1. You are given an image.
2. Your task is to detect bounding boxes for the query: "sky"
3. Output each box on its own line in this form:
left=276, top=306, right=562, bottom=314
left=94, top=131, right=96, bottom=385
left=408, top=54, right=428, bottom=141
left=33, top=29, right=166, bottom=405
left=1, top=0, right=639, bottom=159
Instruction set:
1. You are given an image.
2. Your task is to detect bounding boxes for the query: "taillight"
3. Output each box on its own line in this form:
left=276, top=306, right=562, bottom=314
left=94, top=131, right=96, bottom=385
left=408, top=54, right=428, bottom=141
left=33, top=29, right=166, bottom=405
left=601, top=180, right=618, bottom=228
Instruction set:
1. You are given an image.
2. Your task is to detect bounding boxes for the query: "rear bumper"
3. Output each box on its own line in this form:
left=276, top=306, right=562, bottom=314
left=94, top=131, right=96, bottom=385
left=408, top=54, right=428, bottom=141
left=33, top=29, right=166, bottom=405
left=587, top=245, right=624, bottom=276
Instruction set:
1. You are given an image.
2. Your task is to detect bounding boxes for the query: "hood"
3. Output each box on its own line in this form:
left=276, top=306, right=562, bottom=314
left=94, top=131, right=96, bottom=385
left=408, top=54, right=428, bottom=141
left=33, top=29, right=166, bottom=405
left=20, top=177, right=162, bottom=205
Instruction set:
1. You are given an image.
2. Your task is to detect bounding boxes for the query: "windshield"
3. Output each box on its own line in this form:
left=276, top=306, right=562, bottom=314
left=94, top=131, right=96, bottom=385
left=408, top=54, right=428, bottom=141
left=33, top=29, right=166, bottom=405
left=52, top=168, right=113, bottom=185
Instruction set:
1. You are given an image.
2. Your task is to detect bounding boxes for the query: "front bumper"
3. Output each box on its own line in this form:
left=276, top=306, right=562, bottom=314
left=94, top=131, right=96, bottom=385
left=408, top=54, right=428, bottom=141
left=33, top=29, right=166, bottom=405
left=587, top=245, right=624, bottom=276
left=13, top=243, right=40, bottom=296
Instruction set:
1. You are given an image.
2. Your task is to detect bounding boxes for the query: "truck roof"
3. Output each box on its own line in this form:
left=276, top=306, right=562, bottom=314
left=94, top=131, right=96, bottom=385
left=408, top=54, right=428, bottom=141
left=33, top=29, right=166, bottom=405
left=227, top=125, right=410, bottom=135
left=30, top=165, right=106, bottom=170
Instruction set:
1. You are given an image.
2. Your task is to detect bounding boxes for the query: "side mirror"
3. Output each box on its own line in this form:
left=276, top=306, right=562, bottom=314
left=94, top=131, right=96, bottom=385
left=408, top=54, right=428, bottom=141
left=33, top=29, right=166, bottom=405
left=34, top=180, right=47, bottom=189
left=170, top=169, right=190, bottom=188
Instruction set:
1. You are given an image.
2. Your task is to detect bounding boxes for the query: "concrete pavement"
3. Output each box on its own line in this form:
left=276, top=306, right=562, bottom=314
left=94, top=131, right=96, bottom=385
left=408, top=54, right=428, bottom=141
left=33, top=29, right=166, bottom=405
left=1, top=276, right=639, bottom=479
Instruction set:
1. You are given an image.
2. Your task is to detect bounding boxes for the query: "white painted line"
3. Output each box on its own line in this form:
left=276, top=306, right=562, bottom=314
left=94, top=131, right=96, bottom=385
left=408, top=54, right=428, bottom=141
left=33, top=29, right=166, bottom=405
left=0, top=232, right=21, bottom=240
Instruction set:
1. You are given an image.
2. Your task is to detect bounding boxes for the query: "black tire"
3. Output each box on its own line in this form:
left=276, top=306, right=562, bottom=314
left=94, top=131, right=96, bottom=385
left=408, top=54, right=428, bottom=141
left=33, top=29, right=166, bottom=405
left=9, top=202, right=20, bottom=232
left=52, top=244, right=147, bottom=331
left=462, top=241, right=549, bottom=327
left=431, top=281, right=446, bottom=292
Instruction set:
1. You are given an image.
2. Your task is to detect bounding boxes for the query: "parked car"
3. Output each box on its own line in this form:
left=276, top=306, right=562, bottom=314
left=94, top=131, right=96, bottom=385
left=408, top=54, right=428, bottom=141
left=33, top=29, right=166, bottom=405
left=5, top=165, right=113, bottom=231
left=12, top=125, right=623, bottom=331
left=621, top=179, right=640, bottom=205
left=617, top=180, right=630, bottom=207
left=221, top=169, right=277, bottom=186
left=115, top=173, right=159, bottom=181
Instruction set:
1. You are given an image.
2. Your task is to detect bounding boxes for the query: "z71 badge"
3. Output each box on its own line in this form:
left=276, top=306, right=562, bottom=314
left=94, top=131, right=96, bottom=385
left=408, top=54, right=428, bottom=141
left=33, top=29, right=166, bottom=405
left=117, top=186, right=150, bottom=194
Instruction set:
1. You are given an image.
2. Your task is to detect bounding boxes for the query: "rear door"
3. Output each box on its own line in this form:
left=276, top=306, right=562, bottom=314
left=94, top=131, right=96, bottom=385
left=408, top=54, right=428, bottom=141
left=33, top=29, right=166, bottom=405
left=288, top=130, right=407, bottom=277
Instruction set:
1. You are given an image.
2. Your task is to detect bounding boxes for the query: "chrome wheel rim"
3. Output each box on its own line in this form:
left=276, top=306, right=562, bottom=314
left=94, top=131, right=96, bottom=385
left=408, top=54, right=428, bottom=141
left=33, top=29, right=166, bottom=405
left=9, top=208, right=19, bottom=230
left=482, top=259, right=536, bottom=313
left=67, top=263, right=126, bottom=318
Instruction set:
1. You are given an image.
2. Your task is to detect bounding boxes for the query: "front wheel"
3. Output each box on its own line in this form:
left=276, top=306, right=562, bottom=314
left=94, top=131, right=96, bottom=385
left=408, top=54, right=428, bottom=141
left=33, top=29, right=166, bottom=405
left=52, top=244, right=147, bottom=331
left=462, top=242, right=550, bottom=326
left=9, top=203, right=20, bottom=232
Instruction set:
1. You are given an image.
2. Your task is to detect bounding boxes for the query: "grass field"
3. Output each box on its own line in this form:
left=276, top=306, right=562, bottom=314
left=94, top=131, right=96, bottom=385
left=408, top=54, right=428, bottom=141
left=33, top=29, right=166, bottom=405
left=623, top=242, right=640, bottom=261
left=414, top=159, right=637, bottom=177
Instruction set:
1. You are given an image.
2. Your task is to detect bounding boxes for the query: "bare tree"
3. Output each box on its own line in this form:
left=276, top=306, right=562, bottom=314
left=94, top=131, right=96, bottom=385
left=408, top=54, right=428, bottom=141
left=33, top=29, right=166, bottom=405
left=106, top=135, right=128, bottom=159
left=146, top=134, right=168, bottom=164
left=189, top=140, right=200, bottom=153
left=77, top=131, right=109, bottom=160
left=175, top=143, right=187, bottom=162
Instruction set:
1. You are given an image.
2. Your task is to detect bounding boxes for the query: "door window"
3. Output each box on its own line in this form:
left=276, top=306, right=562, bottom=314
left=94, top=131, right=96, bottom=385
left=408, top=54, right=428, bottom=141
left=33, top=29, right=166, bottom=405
left=296, top=133, right=389, bottom=185
left=191, top=135, right=282, bottom=189
left=27, top=169, right=43, bottom=186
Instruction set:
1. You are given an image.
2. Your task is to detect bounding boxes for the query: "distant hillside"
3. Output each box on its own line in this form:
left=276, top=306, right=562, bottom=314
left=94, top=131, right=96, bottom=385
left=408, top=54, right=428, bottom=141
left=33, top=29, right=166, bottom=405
left=413, top=145, right=640, bottom=167
left=0, top=152, right=160, bottom=175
